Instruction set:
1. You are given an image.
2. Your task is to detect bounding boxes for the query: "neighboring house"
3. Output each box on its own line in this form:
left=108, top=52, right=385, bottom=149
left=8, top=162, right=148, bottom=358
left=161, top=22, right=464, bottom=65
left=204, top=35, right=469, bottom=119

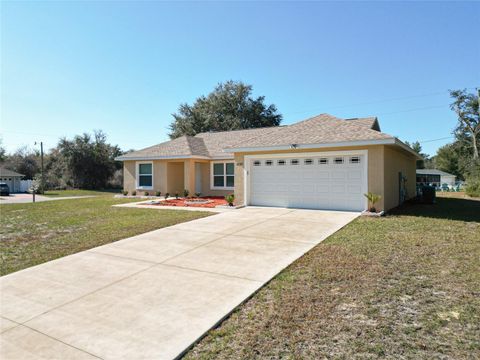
left=0, top=168, right=25, bottom=193
left=416, top=169, right=456, bottom=187
left=116, top=114, right=419, bottom=212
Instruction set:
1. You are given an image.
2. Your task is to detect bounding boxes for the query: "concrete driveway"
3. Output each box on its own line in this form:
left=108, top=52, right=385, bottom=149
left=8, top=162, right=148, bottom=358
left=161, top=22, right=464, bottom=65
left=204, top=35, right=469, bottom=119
left=0, top=207, right=359, bottom=360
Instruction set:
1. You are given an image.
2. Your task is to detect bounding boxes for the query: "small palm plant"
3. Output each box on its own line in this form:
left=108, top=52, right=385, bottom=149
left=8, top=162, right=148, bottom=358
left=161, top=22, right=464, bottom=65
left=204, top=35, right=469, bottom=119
left=225, top=194, right=235, bottom=207
left=364, top=192, right=381, bottom=212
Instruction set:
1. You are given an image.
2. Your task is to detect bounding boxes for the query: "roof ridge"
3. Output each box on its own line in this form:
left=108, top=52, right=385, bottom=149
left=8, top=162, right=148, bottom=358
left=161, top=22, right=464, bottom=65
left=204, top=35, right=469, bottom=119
left=195, top=125, right=284, bottom=137
left=287, top=113, right=340, bottom=127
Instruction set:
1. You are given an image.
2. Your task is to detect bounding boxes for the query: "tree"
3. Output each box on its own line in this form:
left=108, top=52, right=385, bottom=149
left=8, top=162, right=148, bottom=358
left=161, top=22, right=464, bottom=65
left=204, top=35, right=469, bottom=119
left=0, top=139, right=6, bottom=163
left=169, top=81, right=282, bottom=138
left=405, top=140, right=430, bottom=169
left=57, top=131, right=123, bottom=189
left=434, top=143, right=464, bottom=179
left=1, top=146, right=40, bottom=179
left=449, top=89, right=480, bottom=159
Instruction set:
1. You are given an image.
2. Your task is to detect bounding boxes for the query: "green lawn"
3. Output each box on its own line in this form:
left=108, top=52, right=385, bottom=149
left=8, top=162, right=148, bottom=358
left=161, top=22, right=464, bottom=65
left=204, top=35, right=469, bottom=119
left=185, top=193, right=480, bottom=359
left=42, top=189, right=121, bottom=197
left=0, top=194, right=211, bottom=275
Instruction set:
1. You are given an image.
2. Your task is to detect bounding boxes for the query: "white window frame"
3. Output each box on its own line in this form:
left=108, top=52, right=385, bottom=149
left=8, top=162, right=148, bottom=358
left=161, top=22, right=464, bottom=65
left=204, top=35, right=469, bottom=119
left=136, top=161, right=153, bottom=190
left=210, top=161, right=235, bottom=190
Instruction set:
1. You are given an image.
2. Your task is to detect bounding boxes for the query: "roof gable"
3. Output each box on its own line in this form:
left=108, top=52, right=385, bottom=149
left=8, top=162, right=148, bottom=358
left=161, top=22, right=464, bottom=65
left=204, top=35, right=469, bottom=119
left=345, top=117, right=381, bottom=131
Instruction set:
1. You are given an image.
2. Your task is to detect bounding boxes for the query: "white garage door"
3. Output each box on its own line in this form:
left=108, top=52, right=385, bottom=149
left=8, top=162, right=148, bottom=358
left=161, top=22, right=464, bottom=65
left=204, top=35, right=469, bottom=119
left=0, top=177, right=14, bottom=192
left=249, top=154, right=366, bottom=211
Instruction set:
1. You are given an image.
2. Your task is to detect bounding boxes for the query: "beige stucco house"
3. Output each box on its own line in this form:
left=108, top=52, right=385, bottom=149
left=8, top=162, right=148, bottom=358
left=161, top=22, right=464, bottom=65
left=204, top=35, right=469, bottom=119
left=116, top=114, right=419, bottom=212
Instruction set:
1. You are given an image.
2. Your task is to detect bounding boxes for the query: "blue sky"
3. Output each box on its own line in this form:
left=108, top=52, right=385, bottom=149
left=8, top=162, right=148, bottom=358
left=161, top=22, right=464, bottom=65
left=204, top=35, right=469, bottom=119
left=1, top=1, right=479, bottom=156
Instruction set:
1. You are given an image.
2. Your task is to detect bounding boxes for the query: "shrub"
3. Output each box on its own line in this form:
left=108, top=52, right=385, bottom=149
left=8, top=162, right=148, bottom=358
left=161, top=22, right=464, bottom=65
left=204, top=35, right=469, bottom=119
left=144, top=191, right=149, bottom=196
left=194, top=192, right=201, bottom=198
left=364, top=192, right=381, bottom=212
left=225, top=194, right=235, bottom=206
left=466, top=177, right=480, bottom=197
left=183, top=189, right=189, bottom=198
left=155, top=191, right=161, bottom=197
left=164, top=193, right=169, bottom=200
left=122, top=190, right=128, bottom=196
left=175, top=192, right=179, bottom=199
left=131, top=190, right=136, bottom=196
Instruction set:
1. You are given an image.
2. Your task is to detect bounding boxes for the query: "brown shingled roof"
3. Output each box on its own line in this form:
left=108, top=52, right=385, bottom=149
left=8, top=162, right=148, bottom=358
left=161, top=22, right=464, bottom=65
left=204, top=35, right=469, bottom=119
left=116, top=113, right=395, bottom=160
left=195, top=127, right=279, bottom=158
left=224, top=114, right=392, bottom=150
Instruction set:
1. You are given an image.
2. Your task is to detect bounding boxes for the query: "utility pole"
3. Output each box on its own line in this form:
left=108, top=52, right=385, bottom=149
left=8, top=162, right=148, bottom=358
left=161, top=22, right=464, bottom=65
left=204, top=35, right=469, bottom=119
left=40, top=141, right=44, bottom=194
left=35, top=141, right=45, bottom=194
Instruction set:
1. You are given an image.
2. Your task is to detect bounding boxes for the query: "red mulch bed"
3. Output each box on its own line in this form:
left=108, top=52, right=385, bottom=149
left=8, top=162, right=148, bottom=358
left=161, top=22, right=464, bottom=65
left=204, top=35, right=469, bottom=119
left=145, top=196, right=228, bottom=208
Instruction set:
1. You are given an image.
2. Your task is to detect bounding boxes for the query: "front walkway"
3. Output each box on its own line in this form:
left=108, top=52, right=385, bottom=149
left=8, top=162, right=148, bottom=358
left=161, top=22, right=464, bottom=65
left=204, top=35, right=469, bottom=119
left=0, top=207, right=359, bottom=360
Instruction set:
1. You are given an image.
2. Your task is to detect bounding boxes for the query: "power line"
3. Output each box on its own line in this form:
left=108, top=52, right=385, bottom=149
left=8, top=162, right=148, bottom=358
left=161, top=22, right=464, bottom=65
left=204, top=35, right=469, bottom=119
left=418, top=136, right=454, bottom=144
left=376, top=104, right=448, bottom=116
left=285, top=87, right=477, bottom=116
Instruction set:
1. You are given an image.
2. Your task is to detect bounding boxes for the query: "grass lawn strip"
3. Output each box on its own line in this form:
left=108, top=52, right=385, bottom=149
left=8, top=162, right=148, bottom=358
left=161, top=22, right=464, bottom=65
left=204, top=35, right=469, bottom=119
left=0, top=193, right=211, bottom=275
left=184, top=193, right=480, bottom=359
left=42, top=189, right=120, bottom=197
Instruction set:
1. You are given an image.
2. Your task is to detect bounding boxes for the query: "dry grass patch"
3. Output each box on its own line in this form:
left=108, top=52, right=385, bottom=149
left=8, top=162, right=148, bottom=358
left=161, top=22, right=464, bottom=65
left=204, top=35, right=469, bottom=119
left=185, top=195, right=480, bottom=359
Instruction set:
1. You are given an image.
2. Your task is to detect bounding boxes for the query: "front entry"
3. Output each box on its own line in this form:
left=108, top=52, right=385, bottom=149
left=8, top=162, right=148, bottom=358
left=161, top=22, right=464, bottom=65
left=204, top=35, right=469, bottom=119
left=195, top=163, right=202, bottom=194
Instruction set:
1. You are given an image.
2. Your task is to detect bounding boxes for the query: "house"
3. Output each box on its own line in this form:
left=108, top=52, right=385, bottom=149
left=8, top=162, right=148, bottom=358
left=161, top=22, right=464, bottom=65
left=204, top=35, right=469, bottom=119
left=0, top=168, right=25, bottom=193
left=116, top=114, right=419, bottom=212
left=416, top=169, right=456, bottom=187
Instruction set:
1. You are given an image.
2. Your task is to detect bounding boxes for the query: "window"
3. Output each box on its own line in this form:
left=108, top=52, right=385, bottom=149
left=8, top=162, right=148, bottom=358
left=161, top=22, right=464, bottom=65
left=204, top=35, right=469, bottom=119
left=304, top=159, right=313, bottom=165
left=350, top=156, right=360, bottom=164
left=319, top=158, right=328, bottom=165
left=253, top=160, right=261, bottom=166
left=137, top=163, right=153, bottom=188
left=212, top=162, right=234, bottom=189
left=277, top=159, right=286, bottom=166
left=291, top=159, right=299, bottom=165
left=334, top=157, right=344, bottom=164
left=265, top=160, right=273, bottom=166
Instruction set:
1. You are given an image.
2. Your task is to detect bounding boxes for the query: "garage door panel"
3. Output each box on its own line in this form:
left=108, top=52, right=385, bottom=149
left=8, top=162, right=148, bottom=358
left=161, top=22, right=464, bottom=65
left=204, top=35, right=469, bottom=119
left=331, top=184, right=346, bottom=193
left=332, top=171, right=346, bottom=180
left=315, top=171, right=330, bottom=179
left=347, top=185, right=362, bottom=194
left=275, top=184, right=290, bottom=192
left=302, top=184, right=315, bottom=193
left=250, top=154, right=365, bottom=211
left=348, top=171, right=362, bottom=180
left=302, top=170, right=315, bottom=179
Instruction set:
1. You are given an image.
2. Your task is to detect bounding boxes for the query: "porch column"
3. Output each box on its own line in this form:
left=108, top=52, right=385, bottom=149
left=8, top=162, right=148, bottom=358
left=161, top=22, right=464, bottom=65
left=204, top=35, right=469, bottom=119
left=184, top=159, right=196, bottom=196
